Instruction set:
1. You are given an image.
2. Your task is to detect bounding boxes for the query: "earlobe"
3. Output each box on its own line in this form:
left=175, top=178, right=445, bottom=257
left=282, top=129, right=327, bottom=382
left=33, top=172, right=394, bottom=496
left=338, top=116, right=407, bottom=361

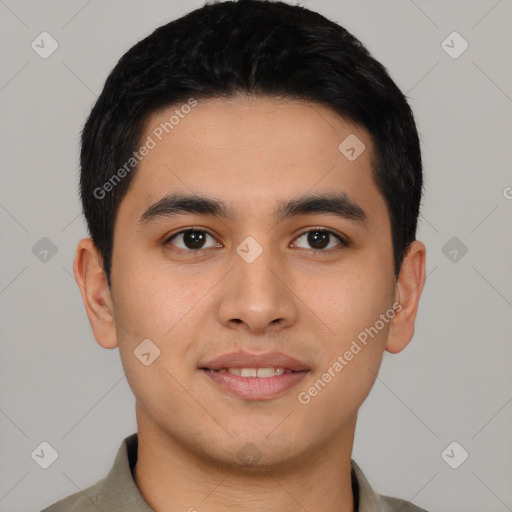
left=385, top=240, right=426, bottom=354
left=73, top=238, right=119, bottom=349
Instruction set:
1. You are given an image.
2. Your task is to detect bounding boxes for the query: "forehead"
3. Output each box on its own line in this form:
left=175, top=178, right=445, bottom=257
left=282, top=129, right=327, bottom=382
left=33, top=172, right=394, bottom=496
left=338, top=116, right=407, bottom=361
left=117, top=96, right=386, bottom=228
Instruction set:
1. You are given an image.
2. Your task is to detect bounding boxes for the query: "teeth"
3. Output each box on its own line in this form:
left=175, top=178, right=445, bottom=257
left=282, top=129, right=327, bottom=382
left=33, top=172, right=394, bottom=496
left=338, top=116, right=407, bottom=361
left=256, top=367, right=279, bottom=378
left=223, top=367, right=286, bottom=377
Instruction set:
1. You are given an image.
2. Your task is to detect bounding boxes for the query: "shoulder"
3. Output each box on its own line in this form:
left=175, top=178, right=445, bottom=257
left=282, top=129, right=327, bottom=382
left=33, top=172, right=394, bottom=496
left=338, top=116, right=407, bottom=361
left=40, top=433, right=147, bottom=512
left=381, top=494, right=430, bottom=512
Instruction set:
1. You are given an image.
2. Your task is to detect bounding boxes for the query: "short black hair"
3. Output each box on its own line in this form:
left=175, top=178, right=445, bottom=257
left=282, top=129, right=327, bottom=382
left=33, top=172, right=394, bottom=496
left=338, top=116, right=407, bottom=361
left=80, top=0, right=422, bottom=288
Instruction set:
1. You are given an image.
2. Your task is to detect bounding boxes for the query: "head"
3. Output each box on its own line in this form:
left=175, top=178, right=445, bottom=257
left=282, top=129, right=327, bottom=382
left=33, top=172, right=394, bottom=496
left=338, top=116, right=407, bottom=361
left=74, top=0, right=426, bottom=469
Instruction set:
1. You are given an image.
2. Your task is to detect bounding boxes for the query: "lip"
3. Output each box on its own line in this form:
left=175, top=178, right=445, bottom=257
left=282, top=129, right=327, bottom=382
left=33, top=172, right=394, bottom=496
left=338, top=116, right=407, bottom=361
left=198, top=350, right=311, bottom=401
left=200, top=368, right=309, bottom=400
left=199, top=350, right=310, bottom=372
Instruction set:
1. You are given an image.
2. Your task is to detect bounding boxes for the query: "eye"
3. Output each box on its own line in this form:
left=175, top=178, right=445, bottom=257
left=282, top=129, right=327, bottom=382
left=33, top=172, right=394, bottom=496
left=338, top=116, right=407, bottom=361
left=164, top=227, right=348, bottom=253
left=165, top=229, right=220, bottom=251
left=292, top=228, right=347, bottom=251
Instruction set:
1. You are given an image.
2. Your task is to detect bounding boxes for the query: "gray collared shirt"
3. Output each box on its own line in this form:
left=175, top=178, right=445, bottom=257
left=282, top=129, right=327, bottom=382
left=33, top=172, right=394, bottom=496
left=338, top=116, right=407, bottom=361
left=41, top=433, right=428, bottom=512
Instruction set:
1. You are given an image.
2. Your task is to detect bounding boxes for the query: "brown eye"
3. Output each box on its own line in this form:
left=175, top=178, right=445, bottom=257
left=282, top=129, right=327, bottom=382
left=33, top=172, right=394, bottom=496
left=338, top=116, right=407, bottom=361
left=166, top=230, right=219, bottom=250
left=293, top=229, right=346, bottom=251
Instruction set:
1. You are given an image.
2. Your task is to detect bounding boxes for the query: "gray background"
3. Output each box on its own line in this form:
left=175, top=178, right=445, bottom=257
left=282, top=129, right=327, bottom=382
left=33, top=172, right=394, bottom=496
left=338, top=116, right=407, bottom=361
left=1, top=0, right=511, bottom=511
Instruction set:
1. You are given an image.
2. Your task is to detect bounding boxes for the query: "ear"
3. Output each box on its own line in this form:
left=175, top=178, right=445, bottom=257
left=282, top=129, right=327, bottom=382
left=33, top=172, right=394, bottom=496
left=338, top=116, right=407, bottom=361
left=73, top=238, right=118, bottom=349
left=385, top=240, right=426, bottom=354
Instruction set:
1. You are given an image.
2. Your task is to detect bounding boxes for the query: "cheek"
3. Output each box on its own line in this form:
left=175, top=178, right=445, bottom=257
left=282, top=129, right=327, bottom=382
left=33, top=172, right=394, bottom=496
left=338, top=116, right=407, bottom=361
left=302, top=259, right=394, bottom=407
left=112, top=252, right=203, bottom=336
left=112, top=271, right=196, bottom=423
left=111, top=256, right=214, bottom=392
left=299, top=275, right=393, bottom=422
left=313, top=260, right=393, bottom=339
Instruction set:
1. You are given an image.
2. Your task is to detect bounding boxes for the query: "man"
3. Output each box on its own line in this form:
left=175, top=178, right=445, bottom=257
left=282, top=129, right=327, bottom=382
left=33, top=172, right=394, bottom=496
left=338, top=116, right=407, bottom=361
left=42, top=0, right=428, bottom=510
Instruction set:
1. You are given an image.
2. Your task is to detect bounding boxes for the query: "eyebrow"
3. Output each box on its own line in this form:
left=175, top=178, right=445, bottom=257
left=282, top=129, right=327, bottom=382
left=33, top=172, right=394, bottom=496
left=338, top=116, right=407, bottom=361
left=137, top=192, right=368, bottom=228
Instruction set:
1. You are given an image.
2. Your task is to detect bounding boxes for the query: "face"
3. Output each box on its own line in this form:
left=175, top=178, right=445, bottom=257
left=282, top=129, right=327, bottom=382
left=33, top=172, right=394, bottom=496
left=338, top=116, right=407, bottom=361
left=77, top=95, right=424, bottom=469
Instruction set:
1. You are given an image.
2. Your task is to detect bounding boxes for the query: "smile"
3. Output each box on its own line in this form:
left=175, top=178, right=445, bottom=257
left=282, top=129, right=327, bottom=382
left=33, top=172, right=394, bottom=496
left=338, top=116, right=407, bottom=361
left=207, top=367, right=297, bottom=377
left=200, top=367, right=309, bottom=400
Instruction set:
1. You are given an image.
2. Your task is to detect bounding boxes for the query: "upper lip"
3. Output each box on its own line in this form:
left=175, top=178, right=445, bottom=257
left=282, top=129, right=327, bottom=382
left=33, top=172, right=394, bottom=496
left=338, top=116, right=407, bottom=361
left=199, top=350, right=310, bottom=371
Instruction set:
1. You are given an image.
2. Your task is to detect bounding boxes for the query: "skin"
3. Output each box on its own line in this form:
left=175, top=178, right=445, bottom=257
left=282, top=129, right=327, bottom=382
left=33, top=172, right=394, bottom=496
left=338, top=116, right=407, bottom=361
left=74, top=95, right=426, bottom=512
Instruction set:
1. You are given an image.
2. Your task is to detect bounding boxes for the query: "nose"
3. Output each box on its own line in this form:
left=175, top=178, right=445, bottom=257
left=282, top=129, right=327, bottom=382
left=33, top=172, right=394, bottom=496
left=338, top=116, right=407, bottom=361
left=215, top=245, right=298, bottom=336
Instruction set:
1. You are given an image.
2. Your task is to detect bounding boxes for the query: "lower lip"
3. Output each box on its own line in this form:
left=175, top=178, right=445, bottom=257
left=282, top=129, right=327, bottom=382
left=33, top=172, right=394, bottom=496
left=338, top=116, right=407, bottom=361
left=200, top=369, right=309, bottom=400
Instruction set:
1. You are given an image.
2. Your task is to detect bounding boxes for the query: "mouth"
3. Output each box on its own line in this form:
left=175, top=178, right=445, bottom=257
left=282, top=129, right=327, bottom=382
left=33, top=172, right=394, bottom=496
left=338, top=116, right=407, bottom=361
left=198, top=350, right=311, bottom=400
left=199, top=367, right=310, bottom=400
left=200, top=366, right=302, bottom=377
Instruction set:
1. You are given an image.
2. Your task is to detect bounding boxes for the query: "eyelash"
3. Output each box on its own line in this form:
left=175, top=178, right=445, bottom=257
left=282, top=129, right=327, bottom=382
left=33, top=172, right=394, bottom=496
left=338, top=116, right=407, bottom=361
left=164, top=227, right=349, bottom=254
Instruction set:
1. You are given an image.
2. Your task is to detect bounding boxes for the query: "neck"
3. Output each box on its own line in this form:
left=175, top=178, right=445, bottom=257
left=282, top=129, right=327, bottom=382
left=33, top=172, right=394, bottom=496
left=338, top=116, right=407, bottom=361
left=133, top=403, right=356, bottom=512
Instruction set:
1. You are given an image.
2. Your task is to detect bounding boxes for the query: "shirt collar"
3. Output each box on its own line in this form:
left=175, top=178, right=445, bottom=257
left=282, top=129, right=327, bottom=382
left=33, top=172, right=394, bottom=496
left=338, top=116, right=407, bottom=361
left=98, top=433, right=153, bottom=511
left=351, top=459, right=396, bottom=512
left=101, top=433, right=394, bottom=512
